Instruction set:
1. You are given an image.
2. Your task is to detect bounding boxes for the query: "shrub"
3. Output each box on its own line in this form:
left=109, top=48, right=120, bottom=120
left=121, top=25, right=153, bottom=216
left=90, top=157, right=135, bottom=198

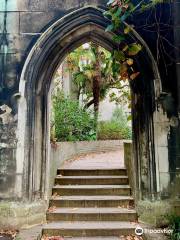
left=97, top=120, right=131, bottom=140
left=52, top=91, right=96, bottom=141
left=97, top=107, right=132, bottom=140
left=168, top=214, right=180, bottom=240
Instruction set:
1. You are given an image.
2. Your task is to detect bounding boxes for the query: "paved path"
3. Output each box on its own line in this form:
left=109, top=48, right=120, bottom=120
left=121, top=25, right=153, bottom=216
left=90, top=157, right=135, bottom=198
left=62, top=150, right=124, bottom=169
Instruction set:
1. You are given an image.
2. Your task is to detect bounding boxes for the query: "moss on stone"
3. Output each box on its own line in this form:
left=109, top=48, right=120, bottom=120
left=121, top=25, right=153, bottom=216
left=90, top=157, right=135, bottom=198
left=0, top=201, right=47, bottom=229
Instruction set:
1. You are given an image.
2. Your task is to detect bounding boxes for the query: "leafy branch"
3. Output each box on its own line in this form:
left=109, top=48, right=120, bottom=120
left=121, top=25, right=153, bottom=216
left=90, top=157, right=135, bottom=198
left=104, top=0, right=170, bottom=81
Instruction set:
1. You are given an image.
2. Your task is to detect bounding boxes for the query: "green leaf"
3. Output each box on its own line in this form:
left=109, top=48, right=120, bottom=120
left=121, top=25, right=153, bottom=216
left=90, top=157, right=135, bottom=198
left=105, top=24, right=114, bottom=32
left=120, top=12, right=130, bottom=21
left=112, top=62, right=121, bottom=76
left=128, top=43, right=142, bottom=56
left=114, top=7, right=122, bottom=17
left=124, top=26, right=131, bottom=34
left=112, top=35, right=125, bottom=43
left=107, top=0, right=114, bottom=5
left=103, top=10, right=112, bottom=17
left=114, top=50, right=126, bottom=62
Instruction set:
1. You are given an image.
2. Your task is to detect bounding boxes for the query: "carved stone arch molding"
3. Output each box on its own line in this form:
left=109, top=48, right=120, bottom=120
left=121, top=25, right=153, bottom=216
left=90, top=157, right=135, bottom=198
left=17, top=6, right=162, bottom=201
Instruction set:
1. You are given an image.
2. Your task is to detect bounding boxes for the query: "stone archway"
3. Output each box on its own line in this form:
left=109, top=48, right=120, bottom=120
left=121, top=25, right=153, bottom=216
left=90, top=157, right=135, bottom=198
left=16, top=6, right=163, bottom=201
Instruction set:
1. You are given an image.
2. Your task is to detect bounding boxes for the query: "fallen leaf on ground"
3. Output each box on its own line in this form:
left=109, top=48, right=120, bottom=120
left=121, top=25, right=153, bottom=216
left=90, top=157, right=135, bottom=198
left=41, top=236, right=64, bottom=240
left=47, top=206, right=56, bottom=213
left=71, top=208, right=78, bottom=211
left=0, top=229, right=18, bottom=240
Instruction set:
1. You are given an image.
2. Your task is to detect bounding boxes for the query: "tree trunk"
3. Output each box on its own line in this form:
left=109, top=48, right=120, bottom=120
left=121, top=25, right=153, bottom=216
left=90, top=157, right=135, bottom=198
left=92, top=43, right=101, bottom=123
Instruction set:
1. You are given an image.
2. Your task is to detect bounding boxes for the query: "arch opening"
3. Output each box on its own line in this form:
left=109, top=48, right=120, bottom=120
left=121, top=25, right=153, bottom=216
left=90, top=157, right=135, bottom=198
left=17, top=6, right=163, bottom=201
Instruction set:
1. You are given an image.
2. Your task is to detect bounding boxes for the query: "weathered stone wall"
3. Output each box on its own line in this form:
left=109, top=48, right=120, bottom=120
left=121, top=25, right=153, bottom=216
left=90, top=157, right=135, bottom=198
left=124, top=141, right=136, bottom=199
left=0, top=104, right=17, bottom=199
left=0, top=0, right=108, bottom=200
left=0, top=201, right=46, bottom=229
left=124, top=141, right=180, bottom=226
left=0, top=0, right=179, bottom=204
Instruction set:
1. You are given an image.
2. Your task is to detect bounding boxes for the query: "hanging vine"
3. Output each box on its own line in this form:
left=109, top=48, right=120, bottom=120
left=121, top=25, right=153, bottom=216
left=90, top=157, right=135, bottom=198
left=104, top=0, right=170, bottom=82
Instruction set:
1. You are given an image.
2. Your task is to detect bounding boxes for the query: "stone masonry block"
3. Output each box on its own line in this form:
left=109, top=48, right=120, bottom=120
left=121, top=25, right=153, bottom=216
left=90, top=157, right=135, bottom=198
left=0, top=34, right=35, bottom=55
left=19, top=0, right=48, bottom=11
left=0, top=0, right=48, bottom=12
left=20, top=11, right=55, bottom=33
left=0, top=0, right=18, bottom=12
left=48, top=0, right=106, bottom=10
left=0, top=12, right=19, bottom=34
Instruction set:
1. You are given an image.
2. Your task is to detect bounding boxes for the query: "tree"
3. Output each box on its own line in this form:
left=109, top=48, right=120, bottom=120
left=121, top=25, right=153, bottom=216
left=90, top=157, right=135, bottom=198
left=66, top=42, right=131, bottom=120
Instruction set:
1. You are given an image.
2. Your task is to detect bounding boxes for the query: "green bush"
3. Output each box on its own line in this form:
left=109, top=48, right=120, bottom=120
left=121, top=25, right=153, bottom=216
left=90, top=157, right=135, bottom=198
left=168, top=214, right=180, bottom=240
left=97, top=107, right=132, bottom=140
left=97, top=120, right=131, bottom=140
left=52, top=91, right=96, bottom=141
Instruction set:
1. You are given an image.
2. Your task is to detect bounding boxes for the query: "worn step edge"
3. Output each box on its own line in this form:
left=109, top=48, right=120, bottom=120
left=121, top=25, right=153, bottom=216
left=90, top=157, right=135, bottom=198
left=52, top=185, right=131, bottom=196
left=49, top=196, right=134, bottom=207
left=53, top=185, right=131, bottom=189
left=43, top=221, right=138, bottom=229
left=46, top=207, right=137, bottom=221
left=47, top=207, right=136, bottom=214
left=58, top=168, right=127, bottom=171
left=55, top=176, right=129, bottom=179
left=55, top=178, right=129, bottom=185
left=50, top=195, right=134, bottom=201
left=42, top=221, right=138, bottom=236
left=62, top=238, right=134, bottom=240
left=57, top=169, right=127, bottom=176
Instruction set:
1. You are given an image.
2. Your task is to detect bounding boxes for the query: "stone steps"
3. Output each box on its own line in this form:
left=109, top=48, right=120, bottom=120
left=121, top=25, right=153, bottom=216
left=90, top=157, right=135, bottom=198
left=62, top=238, right=129, bottom=240
left=49, top=195, right=134, bottom=208
left=47, top=207, right=137, bottom=221
left=42, top=168, right=138, bottom=238
left=57, top=169, right=127, bottom=176
left=55, top=175, right=129, bottom=185
left=43, top=221, right=138, bottom=237
left=52, top=185, right=131, bottom=196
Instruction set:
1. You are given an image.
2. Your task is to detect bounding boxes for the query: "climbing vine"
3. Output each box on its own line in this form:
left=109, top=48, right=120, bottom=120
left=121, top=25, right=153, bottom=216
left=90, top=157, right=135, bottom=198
left=104, top=0, right=169, bottom=81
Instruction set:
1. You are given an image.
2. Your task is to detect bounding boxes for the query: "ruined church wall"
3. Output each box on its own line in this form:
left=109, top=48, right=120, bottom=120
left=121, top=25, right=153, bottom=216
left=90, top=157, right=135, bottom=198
left=0, top=0, right=179, bottom=202
left=0, top=0, right=107, bottom=199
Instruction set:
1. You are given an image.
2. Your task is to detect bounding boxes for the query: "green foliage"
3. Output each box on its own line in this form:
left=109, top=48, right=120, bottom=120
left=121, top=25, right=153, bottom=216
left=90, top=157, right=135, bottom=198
left=168, top=214, right=180, bottom=240
left=104, top=0, right=169, bottom=84
left=112, top=106, right=128, bottom=123
left=66, top=43, right=131, bottom=108
left=52, top=91, right=96, bottom=141
left=127, top=43, right=142, bottom=56
left=97, top=107, right=132, bottom=140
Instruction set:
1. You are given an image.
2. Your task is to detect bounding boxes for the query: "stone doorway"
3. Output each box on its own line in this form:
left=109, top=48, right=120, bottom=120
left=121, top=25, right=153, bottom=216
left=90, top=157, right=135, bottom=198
left=16, top=6, right=164, bottom=203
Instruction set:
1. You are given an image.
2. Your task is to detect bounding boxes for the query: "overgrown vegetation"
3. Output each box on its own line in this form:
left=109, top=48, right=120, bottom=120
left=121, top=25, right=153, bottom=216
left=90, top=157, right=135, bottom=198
left=51, top=91, right=131, bottom=142
left=52, top=91, right=96, bottom=141
left=66, top=44, right=131, bottom=119
left=97, top=107, right=132, bottom=140
left=168, top=214, right=180, bottom=240
left=104, top=0, right=169, bottom=86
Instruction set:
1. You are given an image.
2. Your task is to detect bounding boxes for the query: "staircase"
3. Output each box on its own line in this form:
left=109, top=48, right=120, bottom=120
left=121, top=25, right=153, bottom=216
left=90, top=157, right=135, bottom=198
left=42, top=168, right=139, bottom=239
